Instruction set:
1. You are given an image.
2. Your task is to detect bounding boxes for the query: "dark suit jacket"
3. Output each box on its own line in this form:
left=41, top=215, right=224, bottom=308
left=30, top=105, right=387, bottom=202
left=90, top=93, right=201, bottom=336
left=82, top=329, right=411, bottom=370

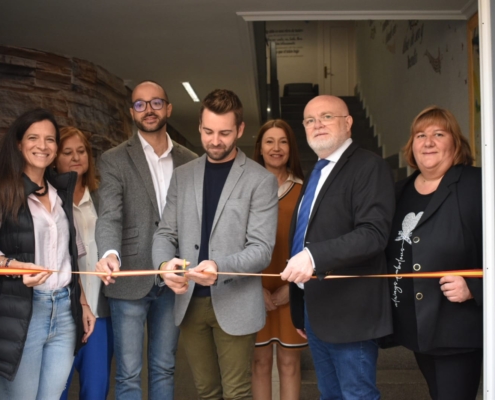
left=388, top=165, right=483, bottom=351
left=96, top=133, right=197, bottom=300
left=289, top=141, right=395, bottom=343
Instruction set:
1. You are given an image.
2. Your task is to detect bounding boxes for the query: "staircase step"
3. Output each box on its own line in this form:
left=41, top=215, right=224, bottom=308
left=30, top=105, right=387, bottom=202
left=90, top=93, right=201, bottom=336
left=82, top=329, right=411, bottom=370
left=281, top=104, right=306, bottom=113
left=281, top=111, right=303, bottom=121
left=281, top=95, right=315, bottom=105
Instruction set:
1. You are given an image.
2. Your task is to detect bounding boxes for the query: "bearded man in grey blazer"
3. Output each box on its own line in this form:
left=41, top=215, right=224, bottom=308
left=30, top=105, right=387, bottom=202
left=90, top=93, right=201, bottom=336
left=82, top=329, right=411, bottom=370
left=95, top=81, right=197, bottom=400
left=152, top=89, right=278, bottom=400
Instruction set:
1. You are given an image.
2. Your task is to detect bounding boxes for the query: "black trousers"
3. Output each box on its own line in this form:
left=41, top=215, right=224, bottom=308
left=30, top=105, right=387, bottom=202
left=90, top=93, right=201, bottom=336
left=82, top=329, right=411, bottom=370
left=414, top=349, right=482, bottom=400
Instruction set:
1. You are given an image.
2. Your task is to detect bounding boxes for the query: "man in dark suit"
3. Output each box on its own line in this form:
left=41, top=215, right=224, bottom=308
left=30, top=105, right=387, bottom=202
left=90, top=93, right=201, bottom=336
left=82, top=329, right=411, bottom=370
left=95, top=81, right=197, bottom=400
left=281, top=95, right=395, bottom=399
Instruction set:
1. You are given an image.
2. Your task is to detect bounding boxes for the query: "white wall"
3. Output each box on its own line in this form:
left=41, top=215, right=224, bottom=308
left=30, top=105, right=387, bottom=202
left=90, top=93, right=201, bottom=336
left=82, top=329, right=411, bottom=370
left=356, top=20, right=469, bottom=160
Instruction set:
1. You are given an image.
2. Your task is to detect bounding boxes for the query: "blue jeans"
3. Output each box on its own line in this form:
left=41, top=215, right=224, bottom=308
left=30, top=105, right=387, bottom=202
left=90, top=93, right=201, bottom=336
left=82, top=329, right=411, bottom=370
left=0, top=287, right=76, bottom=400
left=109, top=285, right=179, bottom=400
left=304, top=309, right=380, bottom=400
left=60, top=316, right=113, bottom=400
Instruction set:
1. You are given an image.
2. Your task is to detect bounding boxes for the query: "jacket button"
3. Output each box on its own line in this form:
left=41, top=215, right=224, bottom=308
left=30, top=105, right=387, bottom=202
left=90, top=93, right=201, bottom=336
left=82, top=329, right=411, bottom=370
left=413, top=263, right=421, bottom=271
left=416, top=292, right=423, bottom=300
left=195, top=245, right=199, bottom=250
left=155, top=221, right=159, bottom=226
left=413, top=237, right=420, bottom=243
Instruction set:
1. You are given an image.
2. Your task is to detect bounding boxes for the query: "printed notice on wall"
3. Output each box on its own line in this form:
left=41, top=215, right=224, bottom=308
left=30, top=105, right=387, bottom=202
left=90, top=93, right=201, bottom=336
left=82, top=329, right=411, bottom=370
left=266, top=28, right=305, bottom=58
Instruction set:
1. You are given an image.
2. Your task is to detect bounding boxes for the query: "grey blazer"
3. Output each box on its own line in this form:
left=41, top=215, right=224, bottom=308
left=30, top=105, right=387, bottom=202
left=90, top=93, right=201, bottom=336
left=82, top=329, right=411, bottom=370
left=152, top=149, right=278, bottom=335
left=95, top=133, right=197, bottom=300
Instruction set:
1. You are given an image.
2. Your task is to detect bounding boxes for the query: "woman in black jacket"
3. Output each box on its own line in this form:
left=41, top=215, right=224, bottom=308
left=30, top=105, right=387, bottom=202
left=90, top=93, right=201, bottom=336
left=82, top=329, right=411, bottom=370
left=0, top=109, right=93, bottom=399
left=387, top=106, right=482, bottom=400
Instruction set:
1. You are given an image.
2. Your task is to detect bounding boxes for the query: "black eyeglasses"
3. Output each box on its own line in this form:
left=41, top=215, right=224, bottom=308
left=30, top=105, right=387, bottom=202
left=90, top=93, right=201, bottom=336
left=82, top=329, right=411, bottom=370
left=132, top=98, right=168, bottom=112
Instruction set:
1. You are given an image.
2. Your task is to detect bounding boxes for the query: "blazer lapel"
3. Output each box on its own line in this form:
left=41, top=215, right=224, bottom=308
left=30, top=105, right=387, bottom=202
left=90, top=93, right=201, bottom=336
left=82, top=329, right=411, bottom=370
left=194, top=155, right=206, bottom=221
left=307, top=142, right=356, bottom=226
left=170, top=141, right=188, bottom=168
left=415, top=165, right=462, bottom=229
left=126, top=134, right=159, bottom=216
left=211, top=150, right=244, bottom=233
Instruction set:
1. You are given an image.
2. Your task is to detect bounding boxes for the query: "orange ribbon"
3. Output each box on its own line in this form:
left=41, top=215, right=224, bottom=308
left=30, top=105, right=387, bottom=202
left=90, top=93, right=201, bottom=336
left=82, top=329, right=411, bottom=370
left=0, top=268, right=483, bottom=279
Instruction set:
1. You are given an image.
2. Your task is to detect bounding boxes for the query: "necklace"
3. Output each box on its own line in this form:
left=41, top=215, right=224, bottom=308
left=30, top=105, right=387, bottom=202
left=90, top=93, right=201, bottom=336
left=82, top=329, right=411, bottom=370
left=419, top=173, right=443, bottom=184
left=34, top=178, right=48, bottom=197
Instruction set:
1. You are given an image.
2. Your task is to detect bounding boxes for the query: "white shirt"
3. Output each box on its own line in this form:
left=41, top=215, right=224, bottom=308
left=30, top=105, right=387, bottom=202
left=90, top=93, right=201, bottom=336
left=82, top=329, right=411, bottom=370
left=0, top=183, right=73, bottom=290
left=298, top=138, right=353, bottom=289
left=278, top=173, right=303, bottom=198
left=73, top=188, right=101, bottom=316
left=137, top=131, right=174, bottom=218
left=103, top=132, right=175, bottom=262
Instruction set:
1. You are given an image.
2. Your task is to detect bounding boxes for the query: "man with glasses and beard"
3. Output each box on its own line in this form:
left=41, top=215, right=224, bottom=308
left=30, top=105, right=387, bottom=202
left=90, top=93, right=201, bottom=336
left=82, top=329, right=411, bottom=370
left=152, top=89, right=278, bottom=400
left=96, top=81, right=197, bottom=400
left=281, top=95, right=395, bottom=400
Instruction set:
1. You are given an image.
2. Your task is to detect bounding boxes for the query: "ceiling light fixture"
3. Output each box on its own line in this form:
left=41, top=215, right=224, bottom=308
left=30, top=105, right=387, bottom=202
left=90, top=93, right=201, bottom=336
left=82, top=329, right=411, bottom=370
left=182, top=82, right=200, bottom=102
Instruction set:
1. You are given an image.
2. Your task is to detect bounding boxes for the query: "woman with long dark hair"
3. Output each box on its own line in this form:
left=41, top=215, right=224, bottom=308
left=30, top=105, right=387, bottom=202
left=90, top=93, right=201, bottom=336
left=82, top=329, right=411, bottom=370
left=0, top=109, right=93, bottom=399
left=252, top=119, right=307, bottom=400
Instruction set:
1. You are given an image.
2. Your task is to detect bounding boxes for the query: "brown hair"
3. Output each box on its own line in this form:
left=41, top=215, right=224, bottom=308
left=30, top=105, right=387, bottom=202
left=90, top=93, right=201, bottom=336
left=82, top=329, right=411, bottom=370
left=199, top=89, right=243, bottom=129
left=403, top=105, right=473, bottom=169
left=253, top=119, right=304, bottom=181
left=57, top=127, right=99, bottom=191
left=0, top=109, right=60, bottom=221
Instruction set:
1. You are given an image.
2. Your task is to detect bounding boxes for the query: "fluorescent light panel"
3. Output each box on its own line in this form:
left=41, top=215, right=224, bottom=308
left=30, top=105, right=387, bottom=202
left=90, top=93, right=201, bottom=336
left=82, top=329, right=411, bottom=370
left=182, top=82, right=200, bottom=102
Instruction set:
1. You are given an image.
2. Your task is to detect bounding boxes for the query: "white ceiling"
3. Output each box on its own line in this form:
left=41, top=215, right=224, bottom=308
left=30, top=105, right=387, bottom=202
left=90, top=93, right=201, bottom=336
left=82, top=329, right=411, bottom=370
left=0, top=0, right=476, bottom=147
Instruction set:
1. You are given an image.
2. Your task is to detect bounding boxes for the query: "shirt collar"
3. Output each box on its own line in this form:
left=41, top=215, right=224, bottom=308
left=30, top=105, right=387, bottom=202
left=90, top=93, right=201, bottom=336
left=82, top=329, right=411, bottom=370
left=137, top=131, right=174, bottom=158
left=286, top=172, right=303, bottom=185
left=323, top=138, right=353, bottom=164
left=278, top=172, right=303, bottom=198
left=28, top=181, right=58, bottom=212
left=77, top=187, right=92, bottom=207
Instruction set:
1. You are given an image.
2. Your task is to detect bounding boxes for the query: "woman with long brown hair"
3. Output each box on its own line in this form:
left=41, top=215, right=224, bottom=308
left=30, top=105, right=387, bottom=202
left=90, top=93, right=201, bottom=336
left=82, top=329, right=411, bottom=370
left=0, top=109, right=93, bottom=399
left=252, top=119, right=307, bottom=400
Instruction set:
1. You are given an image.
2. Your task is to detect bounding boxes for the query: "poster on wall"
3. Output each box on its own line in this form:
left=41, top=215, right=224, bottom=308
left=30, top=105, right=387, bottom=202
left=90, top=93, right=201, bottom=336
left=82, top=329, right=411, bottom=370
left=266, top=27, right=305, bottom=58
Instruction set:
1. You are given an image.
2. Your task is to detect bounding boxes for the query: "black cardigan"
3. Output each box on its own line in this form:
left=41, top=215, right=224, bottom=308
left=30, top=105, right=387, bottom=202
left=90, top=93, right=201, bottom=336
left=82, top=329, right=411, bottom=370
left=387, top=164, right=483, bottom=352
left=0, top=169, right=83, bottom=381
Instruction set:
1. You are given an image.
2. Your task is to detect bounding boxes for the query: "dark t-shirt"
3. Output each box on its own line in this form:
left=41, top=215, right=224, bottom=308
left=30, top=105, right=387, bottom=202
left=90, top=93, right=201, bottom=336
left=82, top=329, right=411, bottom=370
left=193, top=158, right=234, bottom=297
left=388, top=180, right=433, bottom=352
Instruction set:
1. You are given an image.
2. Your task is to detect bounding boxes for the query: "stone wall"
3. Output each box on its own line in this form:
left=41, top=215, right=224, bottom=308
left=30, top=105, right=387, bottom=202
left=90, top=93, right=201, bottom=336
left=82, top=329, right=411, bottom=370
left=0, top=45, right=198, bottom=159
left=0, top=45, right=135, bottom=159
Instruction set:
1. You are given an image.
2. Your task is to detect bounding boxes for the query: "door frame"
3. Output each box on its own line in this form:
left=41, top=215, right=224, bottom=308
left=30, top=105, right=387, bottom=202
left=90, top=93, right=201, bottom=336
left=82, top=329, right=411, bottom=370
left=240, top=2, right=495, bottom=395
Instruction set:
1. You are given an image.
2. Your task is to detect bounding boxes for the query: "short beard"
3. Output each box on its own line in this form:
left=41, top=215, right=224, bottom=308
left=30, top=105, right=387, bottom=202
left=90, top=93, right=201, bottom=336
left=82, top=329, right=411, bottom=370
left=308, top=136, right=345, bottom=158
left=134, top=113, right=167, bottom=133
left=204, top=140, right=237, bottom=162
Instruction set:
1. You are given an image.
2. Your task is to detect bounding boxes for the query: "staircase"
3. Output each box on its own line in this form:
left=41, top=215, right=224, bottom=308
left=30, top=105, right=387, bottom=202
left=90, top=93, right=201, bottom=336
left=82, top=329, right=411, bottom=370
left=280, top=94, right=317, bottom=175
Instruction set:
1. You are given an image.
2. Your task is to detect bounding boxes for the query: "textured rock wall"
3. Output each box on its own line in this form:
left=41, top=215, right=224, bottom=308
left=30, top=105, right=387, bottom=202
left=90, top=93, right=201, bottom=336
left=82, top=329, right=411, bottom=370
left=0, top=45, right=198, bottom=160
left=0, top=45, right=134, bottom=159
